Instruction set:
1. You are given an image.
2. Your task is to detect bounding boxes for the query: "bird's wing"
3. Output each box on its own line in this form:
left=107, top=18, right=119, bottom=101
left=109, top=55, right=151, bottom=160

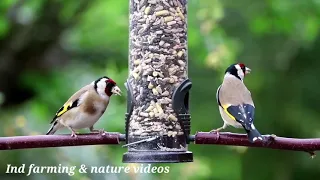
left=222, top=104, right=255, bottom=131
left=50, top=84, right=92, bottom=124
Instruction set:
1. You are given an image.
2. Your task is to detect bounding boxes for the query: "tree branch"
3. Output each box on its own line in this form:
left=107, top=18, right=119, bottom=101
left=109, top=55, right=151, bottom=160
left=1, top=132, right=320, bottom=158
left=194, top=132, right=320, bottom=157
left=0, top=133, right=123, bottom=150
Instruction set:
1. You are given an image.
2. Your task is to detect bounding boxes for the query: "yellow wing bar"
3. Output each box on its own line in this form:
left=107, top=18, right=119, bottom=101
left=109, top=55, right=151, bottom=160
left=56, top=102, right=73, bottom=117
left=222, top=104, right=236, bottom=121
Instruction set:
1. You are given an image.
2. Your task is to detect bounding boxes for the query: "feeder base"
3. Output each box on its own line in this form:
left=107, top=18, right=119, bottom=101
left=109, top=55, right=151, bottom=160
left=122, top=151, right=193, bottom=163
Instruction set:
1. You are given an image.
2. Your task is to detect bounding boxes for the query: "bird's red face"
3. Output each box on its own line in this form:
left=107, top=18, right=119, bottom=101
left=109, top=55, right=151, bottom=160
left=94, top=77, right=122, bottom=97
left=106, top=79, right=116, bottom=86
left=238, top=63, right=249, bottom=75
left=105, top=78, right=121, bottom=96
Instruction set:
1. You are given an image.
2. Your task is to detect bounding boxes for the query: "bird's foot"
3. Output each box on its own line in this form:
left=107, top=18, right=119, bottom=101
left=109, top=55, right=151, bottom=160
left=209, top=129, right=220, bottom=134
left=90, top=128, right=106, bottom=135
left=264, top=134, right=277, bottom=146
left=209, top=126, right=224, bottom=135
left=98, top=128, right=106, bottom=135
left=269, top=134, right=277, bottom=139
left=70, top=131, right=78, bottom=138
left=209, top=129, right=220, bottom=141
left=67, top=127, right=78, bottom=138
left=307, top=151, right=316, bottom=159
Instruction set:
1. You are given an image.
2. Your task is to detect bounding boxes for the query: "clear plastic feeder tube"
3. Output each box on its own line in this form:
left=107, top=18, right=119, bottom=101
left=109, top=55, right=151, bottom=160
left=123, top=0, right=192, bottom=163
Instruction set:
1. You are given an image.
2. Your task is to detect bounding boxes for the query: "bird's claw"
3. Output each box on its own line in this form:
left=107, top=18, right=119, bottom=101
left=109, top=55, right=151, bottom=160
left=70, top=131, right=78, bottom=138
left=209, top=129, right=219, bottom=134
left=209, top=129, right=220, bottom=141
left=264, top=134, right=277, bottom=146
left=269, top=134, right=277, bottom=139
left=90, top=128, right=106, bottom=135
left=307, top=151, right=316, bottom=159
left=99, top=129, right=106, bottom=135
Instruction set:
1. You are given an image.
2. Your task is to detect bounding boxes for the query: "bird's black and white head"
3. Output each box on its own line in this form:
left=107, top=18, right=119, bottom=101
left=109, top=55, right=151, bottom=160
left=225, top=63, right=251, bottom=81
left=94, top=76, right=122, bottom=98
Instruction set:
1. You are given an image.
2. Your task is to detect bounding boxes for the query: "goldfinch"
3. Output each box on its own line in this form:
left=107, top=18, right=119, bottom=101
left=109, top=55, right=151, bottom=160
left=46, top=76, right=122, bottom=137
left=210, top=63, right=264, bottom=143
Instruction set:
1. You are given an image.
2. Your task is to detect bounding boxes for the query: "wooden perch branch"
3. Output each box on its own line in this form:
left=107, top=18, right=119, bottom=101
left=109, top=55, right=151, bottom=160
left=1, top=131, right=320, bottom=158
left=0, top=133, right=123, bottom=150
left=194, top=132, right=320, bottom=157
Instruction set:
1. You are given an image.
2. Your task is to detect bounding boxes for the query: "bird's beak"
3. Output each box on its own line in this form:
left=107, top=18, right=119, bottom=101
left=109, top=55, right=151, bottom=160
left=245, top=67, right=251, bottom=74
left=111, top=86, right=122, bottom=96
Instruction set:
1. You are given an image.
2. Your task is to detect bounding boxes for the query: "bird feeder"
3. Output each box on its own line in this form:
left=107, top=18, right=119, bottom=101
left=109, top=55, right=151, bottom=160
left=122, top=0, right=193, bottom=163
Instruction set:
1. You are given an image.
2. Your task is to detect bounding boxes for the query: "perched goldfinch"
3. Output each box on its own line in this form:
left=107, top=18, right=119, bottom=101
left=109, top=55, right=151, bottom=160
left=46, top=76, right=122, bottom=137
left=210, top=63, right=264, bottom=143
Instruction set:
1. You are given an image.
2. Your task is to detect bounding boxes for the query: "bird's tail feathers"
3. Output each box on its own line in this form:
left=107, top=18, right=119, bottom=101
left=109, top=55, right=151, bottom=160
left=46, top=120, right=61, bottom=135
left=247, top=128, right=264, bottom=143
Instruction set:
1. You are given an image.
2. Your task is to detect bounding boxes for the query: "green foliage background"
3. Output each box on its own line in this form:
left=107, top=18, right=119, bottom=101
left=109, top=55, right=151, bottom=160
left=1, top=0, right=320, bottom=179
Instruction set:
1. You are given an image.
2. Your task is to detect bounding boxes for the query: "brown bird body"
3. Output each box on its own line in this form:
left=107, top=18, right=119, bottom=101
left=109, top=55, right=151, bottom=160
left=59, top=85, right=109, bottom=130
left=46, top=76, right=121, bottom=137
